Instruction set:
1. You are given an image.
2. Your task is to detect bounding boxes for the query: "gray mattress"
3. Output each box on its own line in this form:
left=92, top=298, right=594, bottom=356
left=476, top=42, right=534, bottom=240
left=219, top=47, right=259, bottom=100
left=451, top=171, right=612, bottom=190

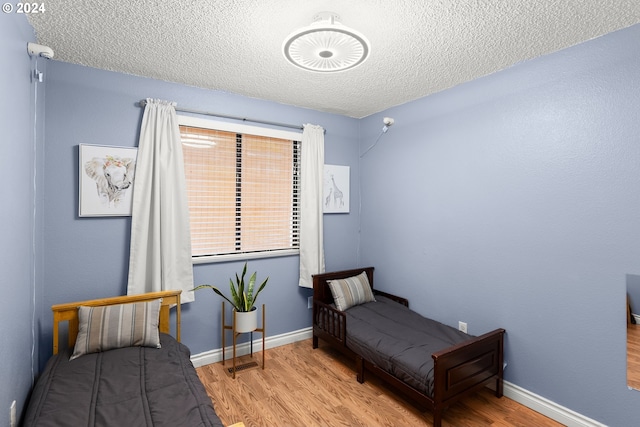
left=23, top=333, right=224, bottom=427
left=344, top=296, right=473, bottom=397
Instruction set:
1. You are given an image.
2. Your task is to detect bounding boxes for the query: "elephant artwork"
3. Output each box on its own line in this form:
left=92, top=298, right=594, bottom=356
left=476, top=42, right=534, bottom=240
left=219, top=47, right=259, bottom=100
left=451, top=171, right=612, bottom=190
left=84, top=155, right=135, bottom=207
left=79, top=145, right=138, bottom=216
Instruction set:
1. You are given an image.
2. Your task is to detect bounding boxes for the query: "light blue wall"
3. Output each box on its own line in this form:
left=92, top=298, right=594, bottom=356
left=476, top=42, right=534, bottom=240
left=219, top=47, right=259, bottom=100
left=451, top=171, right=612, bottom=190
left=359, top=24, right=640, bottom=426
left=0, top=12, right=42, bottom=426
left=40, top=61, right=361, bottom=360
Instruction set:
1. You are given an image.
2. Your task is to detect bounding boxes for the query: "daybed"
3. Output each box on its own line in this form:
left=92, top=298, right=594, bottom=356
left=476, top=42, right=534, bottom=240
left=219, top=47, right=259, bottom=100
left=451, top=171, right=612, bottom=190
left=312, top=267, right=505, bottom=427
left=23, top=290, right=225, bottom=427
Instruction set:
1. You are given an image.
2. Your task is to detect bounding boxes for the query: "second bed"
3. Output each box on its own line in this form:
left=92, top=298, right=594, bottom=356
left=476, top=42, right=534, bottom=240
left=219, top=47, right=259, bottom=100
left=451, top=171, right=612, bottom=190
left=312, top=267, right=505, bottom=427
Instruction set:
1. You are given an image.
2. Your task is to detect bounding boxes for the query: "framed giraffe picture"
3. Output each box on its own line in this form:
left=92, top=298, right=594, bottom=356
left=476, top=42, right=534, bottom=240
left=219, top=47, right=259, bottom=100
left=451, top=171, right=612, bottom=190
left=323, top=164, right=350, bottom=213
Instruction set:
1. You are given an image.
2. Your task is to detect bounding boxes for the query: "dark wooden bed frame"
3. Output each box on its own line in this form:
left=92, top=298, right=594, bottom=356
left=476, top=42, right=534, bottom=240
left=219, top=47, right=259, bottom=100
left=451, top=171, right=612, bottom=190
left=312, top=267, right=505, bottom=427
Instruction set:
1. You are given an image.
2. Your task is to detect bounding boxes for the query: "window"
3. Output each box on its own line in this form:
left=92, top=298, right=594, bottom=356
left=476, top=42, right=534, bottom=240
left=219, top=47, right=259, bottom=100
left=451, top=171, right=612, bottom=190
left=179, top=116, right=301, bottom=262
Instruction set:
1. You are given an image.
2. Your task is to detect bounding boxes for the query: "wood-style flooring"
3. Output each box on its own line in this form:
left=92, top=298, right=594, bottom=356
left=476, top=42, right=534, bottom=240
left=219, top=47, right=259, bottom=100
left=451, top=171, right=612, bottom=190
left=628, top=323, right=640, bottom=390
left=196, top=339, right=562, bottom=427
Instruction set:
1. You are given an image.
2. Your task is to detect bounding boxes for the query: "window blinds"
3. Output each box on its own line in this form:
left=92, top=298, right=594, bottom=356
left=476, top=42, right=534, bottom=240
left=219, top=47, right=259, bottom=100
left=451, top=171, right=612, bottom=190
left=181, top=125, right=300, bottom=257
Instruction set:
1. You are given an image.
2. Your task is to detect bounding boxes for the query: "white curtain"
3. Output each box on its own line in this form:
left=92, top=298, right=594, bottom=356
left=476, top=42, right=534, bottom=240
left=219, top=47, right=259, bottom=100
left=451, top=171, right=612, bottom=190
left=127, top=99, right=195, bottom=303
left=299, top=124, right=325, bottom=288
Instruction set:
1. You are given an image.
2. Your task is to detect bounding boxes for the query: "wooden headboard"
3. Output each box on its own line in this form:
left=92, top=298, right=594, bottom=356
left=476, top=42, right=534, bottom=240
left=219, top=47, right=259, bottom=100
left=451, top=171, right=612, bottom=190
left=312, top=267, right=375, bottom=304
left=312, top=266, right=409, bottom=308
left=51, top=290, right=182, bottom=355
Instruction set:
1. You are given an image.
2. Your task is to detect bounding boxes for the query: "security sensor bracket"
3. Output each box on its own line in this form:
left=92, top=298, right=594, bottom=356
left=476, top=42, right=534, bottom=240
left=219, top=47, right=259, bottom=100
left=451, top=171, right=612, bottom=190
left=27, top=42, right=54, bottom=59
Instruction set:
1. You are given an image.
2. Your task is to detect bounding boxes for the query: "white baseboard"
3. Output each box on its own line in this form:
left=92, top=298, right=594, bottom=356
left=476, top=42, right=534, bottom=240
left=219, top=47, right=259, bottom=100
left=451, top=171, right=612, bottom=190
left=190, top=326, right=312, bottom=368
left=503, top=381, right=606, bottom=427
left=192, top=328, right=603, bottom=426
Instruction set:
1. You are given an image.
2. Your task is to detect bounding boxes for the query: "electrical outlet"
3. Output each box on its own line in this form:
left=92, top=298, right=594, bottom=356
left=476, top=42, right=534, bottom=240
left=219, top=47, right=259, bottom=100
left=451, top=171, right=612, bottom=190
left=458, top=321, right=468, bottom=334
left=10, top=400, right=16, bottom=427
left=308, top=296, right=313, bottom=309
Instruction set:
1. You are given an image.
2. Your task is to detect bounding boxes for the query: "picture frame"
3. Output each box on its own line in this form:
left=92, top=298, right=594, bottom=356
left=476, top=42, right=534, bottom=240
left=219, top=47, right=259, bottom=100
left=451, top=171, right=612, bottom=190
left=79, top=144, right=138, bottom=217
left=323, top=164, right=350, bottom=213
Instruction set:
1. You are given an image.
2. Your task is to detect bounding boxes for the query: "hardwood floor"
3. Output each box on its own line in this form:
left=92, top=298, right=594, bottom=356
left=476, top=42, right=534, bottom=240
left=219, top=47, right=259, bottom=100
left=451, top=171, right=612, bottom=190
left=628, top=323, right=640, bottom=390
left=196, top=339, right=562, bottom=427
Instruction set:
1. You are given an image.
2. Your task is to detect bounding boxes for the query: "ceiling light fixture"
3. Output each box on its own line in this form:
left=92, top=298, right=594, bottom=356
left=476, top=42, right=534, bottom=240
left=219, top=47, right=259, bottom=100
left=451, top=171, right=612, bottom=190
left=283, top=12, right=370, bottom=73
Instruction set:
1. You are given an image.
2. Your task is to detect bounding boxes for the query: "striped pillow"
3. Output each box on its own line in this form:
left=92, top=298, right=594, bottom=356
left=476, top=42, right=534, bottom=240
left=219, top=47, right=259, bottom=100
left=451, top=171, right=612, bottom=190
left=70, top=299, right=162, bottom=360
left=328, top=271, right=376, bottom=311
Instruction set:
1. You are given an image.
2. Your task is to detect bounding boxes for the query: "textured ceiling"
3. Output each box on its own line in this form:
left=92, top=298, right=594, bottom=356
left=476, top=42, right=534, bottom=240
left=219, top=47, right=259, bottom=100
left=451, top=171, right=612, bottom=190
left=28, top=1, right=640, bottom=118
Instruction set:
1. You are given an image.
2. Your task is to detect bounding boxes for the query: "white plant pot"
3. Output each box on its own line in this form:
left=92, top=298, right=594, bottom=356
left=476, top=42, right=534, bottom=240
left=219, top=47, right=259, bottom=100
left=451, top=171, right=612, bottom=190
left=234, top=308, right=258, bottom=333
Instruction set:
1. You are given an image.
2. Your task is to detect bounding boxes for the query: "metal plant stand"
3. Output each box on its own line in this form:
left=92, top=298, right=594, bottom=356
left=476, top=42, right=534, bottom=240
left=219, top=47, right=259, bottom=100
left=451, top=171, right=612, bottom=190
left=221, top=301, right=265, bottom=379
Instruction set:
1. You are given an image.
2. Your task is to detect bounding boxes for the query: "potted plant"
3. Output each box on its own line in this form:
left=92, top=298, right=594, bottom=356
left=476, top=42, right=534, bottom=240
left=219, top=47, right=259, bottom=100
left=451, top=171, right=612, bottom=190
left=193, top=262, right=268, bottom=332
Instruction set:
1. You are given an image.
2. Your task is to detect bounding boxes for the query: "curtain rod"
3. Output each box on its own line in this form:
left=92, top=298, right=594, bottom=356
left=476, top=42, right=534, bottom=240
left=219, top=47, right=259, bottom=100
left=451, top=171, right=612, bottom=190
left=138, top=100, right=304, bottom=131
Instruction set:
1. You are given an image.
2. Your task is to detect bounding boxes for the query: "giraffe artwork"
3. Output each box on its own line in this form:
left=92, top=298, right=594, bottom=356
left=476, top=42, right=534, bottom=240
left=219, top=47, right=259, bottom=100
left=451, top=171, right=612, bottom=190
left=325, top=187, right=333, bottom=208
left=323, top=164, right=350, bottom=213
left=330, top=175, right=344, bottom=208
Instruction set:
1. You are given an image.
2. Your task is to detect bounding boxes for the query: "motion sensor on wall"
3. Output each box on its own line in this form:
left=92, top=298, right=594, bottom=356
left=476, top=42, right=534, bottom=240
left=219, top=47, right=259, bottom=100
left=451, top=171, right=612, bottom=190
left=27, top=42, right=54, bottom=59
left=361, top=117, right=397, bottom=157
left=382, top=117, right=395, bottom=132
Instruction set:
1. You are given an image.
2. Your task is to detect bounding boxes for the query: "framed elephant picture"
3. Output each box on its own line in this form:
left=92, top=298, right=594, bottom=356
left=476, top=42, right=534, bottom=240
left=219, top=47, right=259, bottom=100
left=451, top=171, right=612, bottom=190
left=79, top=144, right=138, bottom=217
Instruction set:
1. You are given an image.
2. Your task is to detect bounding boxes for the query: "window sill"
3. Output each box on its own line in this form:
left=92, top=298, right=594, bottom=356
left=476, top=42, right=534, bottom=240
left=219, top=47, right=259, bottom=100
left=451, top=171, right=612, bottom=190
left=192, top=249, right=299, bottom=265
